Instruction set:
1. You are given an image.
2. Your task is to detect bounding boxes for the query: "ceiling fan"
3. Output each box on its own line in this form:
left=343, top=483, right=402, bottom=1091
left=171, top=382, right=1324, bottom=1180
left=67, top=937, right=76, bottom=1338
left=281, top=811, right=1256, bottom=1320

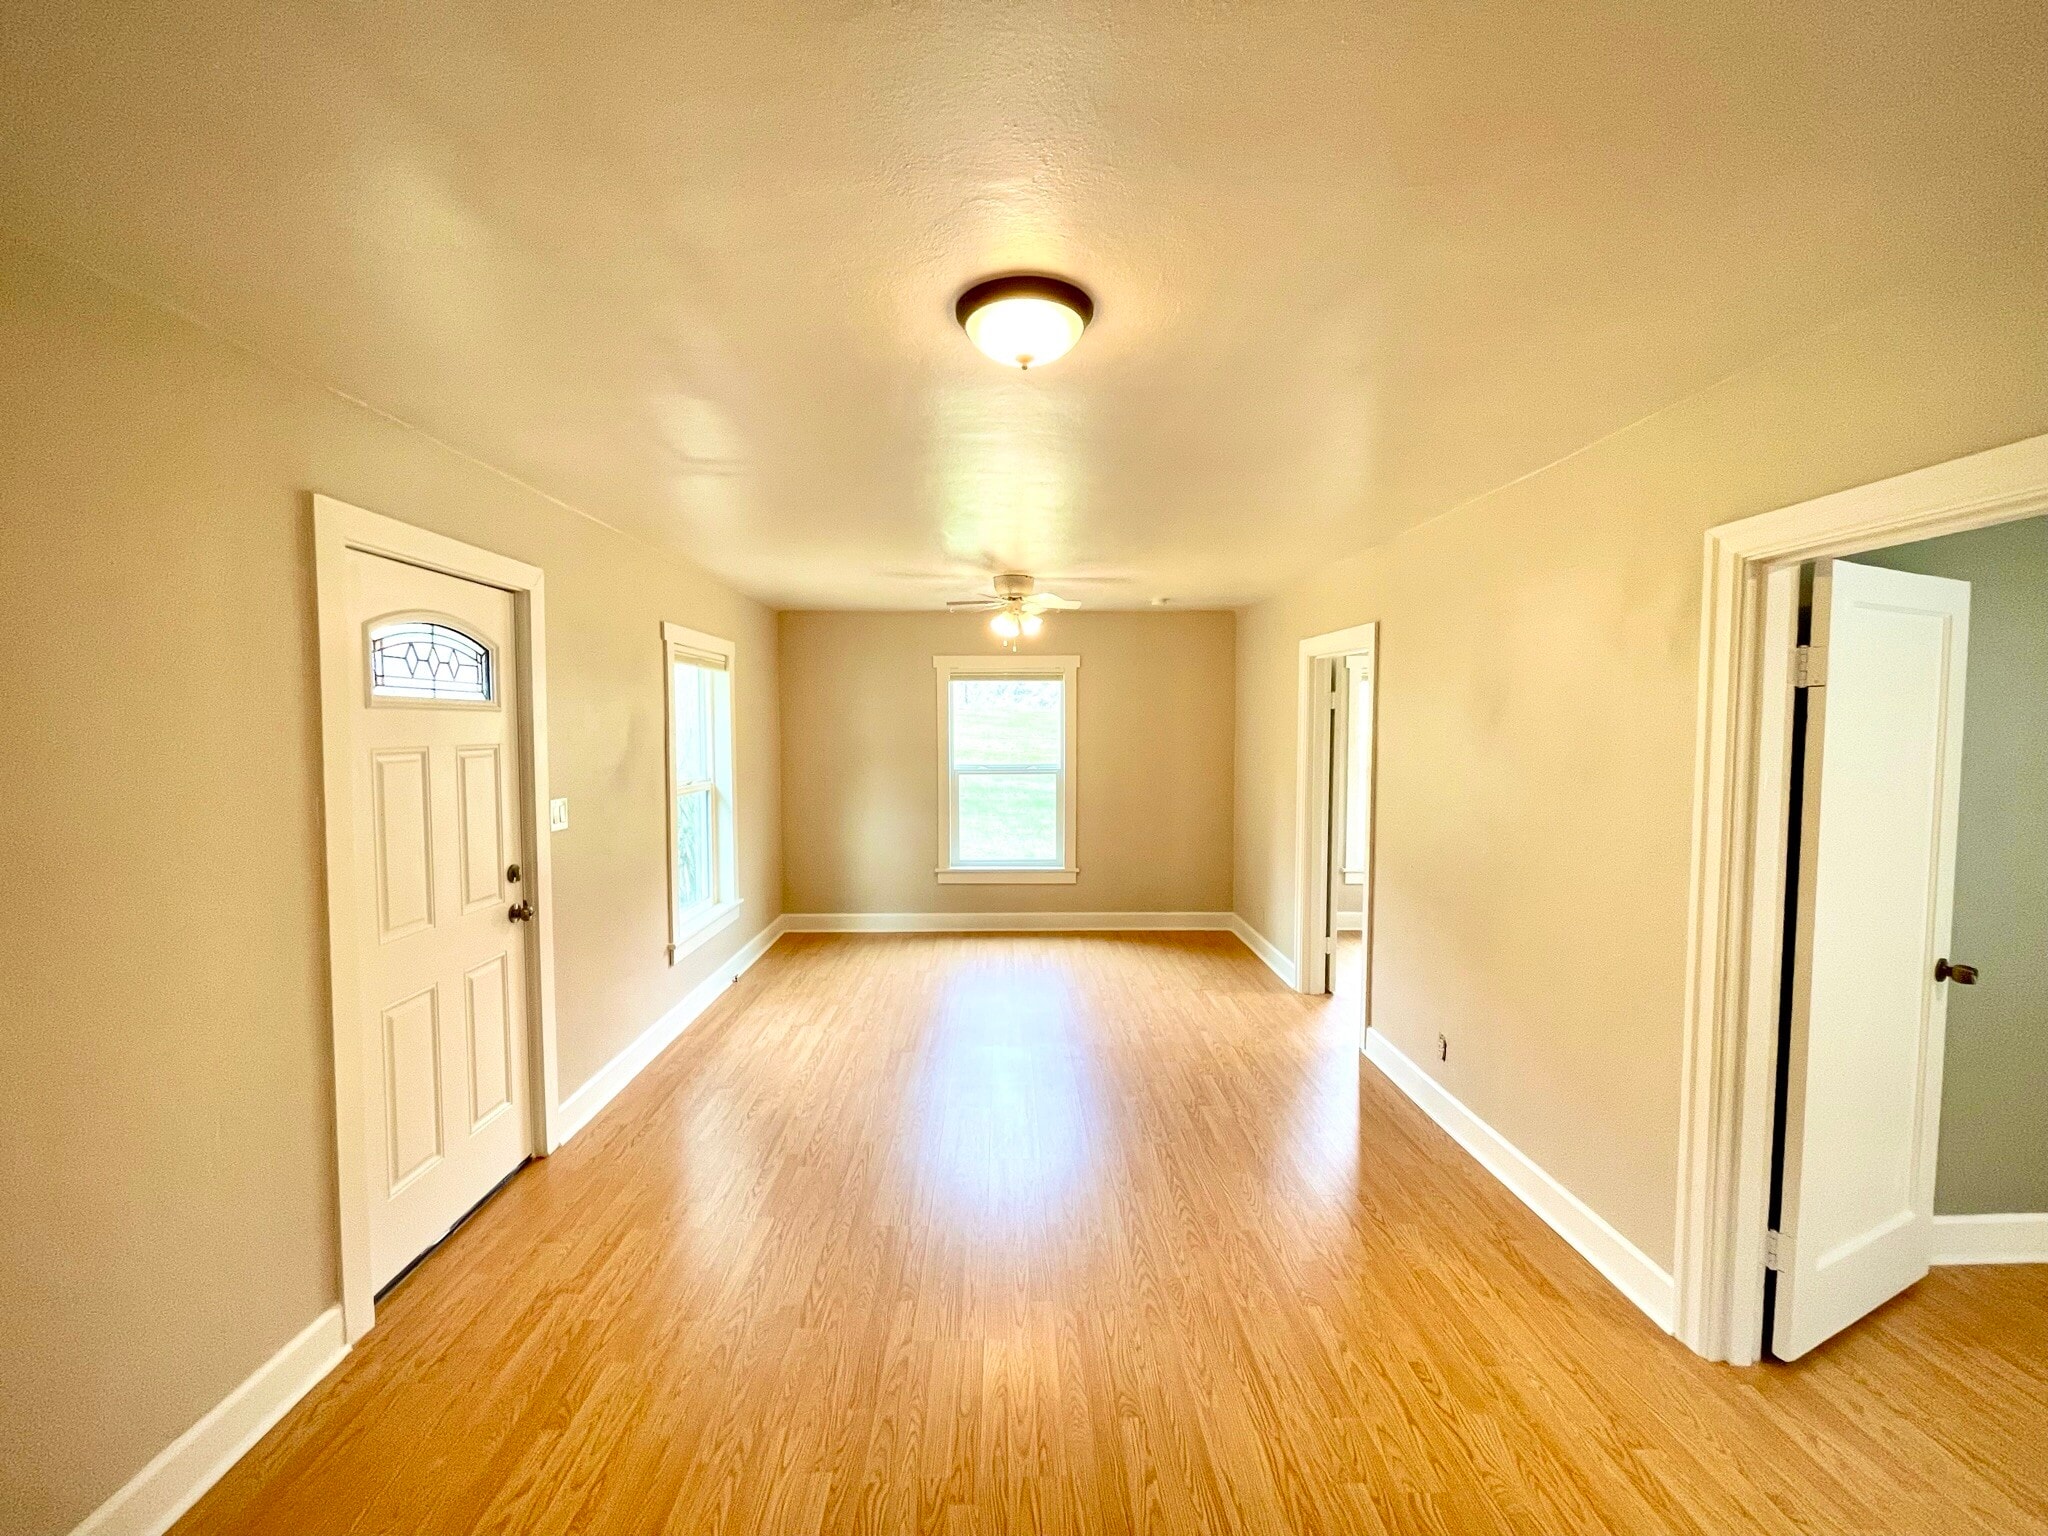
left=946, top=572, right=1079, bottom=644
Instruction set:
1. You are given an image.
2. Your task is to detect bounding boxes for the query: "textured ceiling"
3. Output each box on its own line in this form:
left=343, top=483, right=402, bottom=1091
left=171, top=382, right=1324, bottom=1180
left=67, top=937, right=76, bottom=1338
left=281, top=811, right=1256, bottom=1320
left=3, top=1, right=2043, bottom=608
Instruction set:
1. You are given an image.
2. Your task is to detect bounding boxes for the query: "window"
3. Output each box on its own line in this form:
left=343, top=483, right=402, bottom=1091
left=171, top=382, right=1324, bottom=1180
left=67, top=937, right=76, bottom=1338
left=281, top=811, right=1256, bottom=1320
left=934, top=654, right=1079, bottom=883
left=664, top=623, right=740, bottom=961
left=367, top=618, right=493, bottom=703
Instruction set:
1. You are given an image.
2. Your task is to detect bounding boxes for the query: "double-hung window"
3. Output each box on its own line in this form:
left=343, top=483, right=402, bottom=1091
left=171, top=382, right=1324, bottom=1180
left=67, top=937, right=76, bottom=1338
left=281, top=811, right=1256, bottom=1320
left=934, top=654, right=1080, bottom=883
left=663, top=623, right=740, bottom=960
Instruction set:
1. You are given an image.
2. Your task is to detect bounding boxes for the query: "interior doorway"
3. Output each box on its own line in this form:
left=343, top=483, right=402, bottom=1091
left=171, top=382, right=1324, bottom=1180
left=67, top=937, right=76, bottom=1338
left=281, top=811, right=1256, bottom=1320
left=1761, top=519, right=2048, bottom=1361
left=1675, top=433, right=2048, bottom=1365
left=1293, top=623, right=1378, bottom=1032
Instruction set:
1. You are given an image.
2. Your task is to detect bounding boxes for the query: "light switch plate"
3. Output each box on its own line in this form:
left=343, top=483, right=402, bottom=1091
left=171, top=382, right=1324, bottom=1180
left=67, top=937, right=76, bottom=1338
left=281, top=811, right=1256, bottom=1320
left=549, top=797, right=570, bottom=832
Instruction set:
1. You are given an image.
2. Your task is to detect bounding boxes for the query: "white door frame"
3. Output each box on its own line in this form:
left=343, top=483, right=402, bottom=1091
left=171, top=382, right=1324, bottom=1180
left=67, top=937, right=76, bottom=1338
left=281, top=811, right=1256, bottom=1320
left=1673, top=432, right=2048, bottom=1364
left=1292, top=622, right=1379, bottom=1019
left=313, top=494, right=563, bottom=1342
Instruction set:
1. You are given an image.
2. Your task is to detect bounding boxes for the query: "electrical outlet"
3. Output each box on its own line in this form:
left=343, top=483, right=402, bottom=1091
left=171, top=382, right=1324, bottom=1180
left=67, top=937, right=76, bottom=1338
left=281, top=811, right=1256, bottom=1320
left=1438, top=1033, right=1448, bottom=1062
left=549, top=797, right=570, bottom=832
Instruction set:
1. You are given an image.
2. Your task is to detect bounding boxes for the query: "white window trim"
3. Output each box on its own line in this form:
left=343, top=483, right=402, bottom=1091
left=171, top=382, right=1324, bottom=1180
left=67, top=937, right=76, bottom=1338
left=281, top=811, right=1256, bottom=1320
left=933, top=653, right=1080, bottom=884
left=663, top=621, right=742, bottom=963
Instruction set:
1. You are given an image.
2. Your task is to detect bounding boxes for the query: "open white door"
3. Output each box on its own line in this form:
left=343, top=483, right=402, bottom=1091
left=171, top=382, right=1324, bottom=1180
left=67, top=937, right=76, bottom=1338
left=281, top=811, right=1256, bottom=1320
left=1301, top=654, right=1342, bottom=995
left=1771, top=559, right=1970, bottom=1360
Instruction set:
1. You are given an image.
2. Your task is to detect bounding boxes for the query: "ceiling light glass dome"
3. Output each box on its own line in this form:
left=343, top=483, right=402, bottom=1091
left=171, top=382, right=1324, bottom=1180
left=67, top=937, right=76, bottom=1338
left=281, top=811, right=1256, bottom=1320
left=955, top=276, right=1093, bottom=370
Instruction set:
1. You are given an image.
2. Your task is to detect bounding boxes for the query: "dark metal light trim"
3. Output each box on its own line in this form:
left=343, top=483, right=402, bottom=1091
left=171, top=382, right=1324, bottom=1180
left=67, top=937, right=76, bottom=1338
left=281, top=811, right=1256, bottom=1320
left=954, top=274, right=1095, bottom=330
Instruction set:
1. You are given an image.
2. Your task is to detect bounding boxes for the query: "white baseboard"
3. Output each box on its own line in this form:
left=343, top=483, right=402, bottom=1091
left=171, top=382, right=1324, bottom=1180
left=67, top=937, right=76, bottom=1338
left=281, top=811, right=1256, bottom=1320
left=781, top=911, right=1237, bottom=934
left=775, top=911, right=1302, bottom=991
left=71, top=1306, right=347, bottom=1536
left=1364, top=1029, right=1676, bottom=1332
left=1932, top=1212, right=2048, bottom=1265
left=555, top=916, right=788, bottom=1145
left=1227, top=915, right=1297, bottom=987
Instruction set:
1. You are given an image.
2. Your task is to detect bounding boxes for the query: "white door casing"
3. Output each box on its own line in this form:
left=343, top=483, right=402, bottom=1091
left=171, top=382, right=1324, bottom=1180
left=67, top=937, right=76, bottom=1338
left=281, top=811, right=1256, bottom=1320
left=1673, top=431, right=2048, bottom=1364
left=314, top=493, right=561, bottom=1343
left=1770, top=559, right=1970, bottom=1360
left=347, top=551, right=535, bottom=1290
left=1292, top=622, right=1378, bottom=1007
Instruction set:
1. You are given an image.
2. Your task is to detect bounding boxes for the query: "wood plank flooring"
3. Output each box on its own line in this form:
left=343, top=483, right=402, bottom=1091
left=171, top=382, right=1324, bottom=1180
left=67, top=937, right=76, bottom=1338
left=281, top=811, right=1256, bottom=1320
left=175, top=932, right=2048, bottom=1534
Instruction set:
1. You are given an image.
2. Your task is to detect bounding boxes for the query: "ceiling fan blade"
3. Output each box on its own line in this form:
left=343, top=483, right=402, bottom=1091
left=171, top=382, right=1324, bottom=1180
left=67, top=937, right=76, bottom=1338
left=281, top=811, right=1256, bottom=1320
left=946, top=598, right=1001, bottom=610
left=1023, top=593, right=1081, bottom=611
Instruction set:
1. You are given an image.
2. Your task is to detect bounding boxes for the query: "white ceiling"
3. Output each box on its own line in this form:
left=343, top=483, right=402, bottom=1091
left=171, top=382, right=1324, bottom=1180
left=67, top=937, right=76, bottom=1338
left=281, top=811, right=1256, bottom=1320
left=3, top=2, right=2042, bottom=609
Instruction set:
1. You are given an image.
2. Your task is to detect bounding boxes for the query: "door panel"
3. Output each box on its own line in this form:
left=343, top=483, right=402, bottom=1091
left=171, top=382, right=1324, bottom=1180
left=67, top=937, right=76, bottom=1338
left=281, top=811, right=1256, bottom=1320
left=465, top=954, right=514, bottom=1129
left=455, top=745, right=506, bottom=913
left=372, top=750, right=435, bottom=940
left=1771, top=559, right=1970, bottom=1360
left=347, top=550, right=533, bottom=1290
left=382, top=987, right=444, bottom=1190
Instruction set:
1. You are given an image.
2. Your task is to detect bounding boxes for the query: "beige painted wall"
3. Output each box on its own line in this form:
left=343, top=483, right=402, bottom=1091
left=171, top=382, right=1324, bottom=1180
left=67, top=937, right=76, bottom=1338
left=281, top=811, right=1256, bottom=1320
left=1855, top=519, right=2048, bottom=1215
left=0, top=236, right=781, bottom=1535
left=1235, top=245, right=2048, bottom=1271
left=780, top=610, right=1234, bottom=915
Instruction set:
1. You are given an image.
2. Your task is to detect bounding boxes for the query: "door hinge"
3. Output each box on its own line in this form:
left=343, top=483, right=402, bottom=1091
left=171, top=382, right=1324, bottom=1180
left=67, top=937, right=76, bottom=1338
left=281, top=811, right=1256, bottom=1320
left=1764, top=1229, right=1784, bottom=1270
left=1793, top=644, right=1827, bottom=688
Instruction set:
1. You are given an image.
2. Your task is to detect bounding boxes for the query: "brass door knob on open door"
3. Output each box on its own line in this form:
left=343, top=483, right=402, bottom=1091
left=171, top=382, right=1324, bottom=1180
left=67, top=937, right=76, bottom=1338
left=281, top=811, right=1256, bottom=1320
left=508, top=900, right=536, bottom=923
left=1935, top=958, right=1978, bottom=984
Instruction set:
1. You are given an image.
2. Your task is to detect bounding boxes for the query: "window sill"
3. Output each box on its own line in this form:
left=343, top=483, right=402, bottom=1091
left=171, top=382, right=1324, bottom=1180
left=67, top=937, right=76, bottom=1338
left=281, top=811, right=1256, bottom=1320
left=936, top=868, right=1080, bottom=885
left=668, top=898, right=745, bottom=965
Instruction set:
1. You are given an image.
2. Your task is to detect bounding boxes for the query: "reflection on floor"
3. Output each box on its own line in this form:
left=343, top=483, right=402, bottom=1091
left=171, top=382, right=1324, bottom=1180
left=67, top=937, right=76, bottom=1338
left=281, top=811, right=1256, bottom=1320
left=1331, top=928, right=1362, bottom=1003
left=175, top=933, right=2048, bottom=1534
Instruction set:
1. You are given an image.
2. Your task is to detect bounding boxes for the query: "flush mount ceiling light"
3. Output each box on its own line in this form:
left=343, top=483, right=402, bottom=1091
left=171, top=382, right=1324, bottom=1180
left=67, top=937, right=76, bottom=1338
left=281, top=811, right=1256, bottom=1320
left=955, top=275, right=1093, bottom=370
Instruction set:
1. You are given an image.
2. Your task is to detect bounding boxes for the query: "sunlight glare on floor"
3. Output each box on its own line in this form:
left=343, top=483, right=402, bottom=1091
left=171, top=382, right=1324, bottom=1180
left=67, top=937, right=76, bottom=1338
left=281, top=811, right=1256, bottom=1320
left=913, top=955, right=1103, bottom=1239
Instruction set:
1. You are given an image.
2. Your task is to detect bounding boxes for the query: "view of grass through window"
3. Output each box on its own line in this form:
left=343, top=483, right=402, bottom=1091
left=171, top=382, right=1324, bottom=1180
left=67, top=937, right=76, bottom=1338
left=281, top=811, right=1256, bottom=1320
left=672, top=659, right=718, bottom=912
left=950, top=677, right=1063, bottom=864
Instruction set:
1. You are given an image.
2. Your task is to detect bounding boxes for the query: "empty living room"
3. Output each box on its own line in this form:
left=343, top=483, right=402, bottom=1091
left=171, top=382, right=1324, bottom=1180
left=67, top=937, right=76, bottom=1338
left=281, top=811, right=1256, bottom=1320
left=6, top=3, right=2048, bottom=1533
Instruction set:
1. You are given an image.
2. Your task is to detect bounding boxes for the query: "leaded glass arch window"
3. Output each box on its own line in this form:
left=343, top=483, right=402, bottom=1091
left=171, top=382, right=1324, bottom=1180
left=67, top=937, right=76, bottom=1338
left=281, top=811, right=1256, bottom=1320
left=368, top=618, right=494, bottom=703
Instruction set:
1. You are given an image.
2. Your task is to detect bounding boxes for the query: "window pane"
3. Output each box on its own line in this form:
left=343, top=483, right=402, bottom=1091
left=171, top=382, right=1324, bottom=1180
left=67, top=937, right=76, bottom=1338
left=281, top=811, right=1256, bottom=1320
left=369, top=621, right=491, bottom=702
left=950, top=678, right=1061, bottom=767
left=676, top=788, right=713, bottom=910
left=672, top=663, right=713, bottom=783
left=957, top=772, right=1059, bottom=864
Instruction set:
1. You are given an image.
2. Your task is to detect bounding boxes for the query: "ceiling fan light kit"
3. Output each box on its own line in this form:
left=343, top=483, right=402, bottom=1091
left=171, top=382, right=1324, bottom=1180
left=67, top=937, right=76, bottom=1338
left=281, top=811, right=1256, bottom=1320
left=955, top=274, right=1093, bottom=370
left=946, top=572, right=1077, bottom=648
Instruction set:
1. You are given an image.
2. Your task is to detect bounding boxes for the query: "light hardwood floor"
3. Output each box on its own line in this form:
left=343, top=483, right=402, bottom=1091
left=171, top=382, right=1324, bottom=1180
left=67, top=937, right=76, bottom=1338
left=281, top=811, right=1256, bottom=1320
left=176, top=932, right=2048, bottom=1534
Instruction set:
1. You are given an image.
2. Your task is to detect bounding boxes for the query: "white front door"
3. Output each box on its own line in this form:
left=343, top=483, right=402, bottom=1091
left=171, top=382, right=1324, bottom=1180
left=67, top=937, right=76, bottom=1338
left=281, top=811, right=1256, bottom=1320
left=1771, top=559, right=1971, bottom=1360
left=346, top=549, right=534, bottom=1290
